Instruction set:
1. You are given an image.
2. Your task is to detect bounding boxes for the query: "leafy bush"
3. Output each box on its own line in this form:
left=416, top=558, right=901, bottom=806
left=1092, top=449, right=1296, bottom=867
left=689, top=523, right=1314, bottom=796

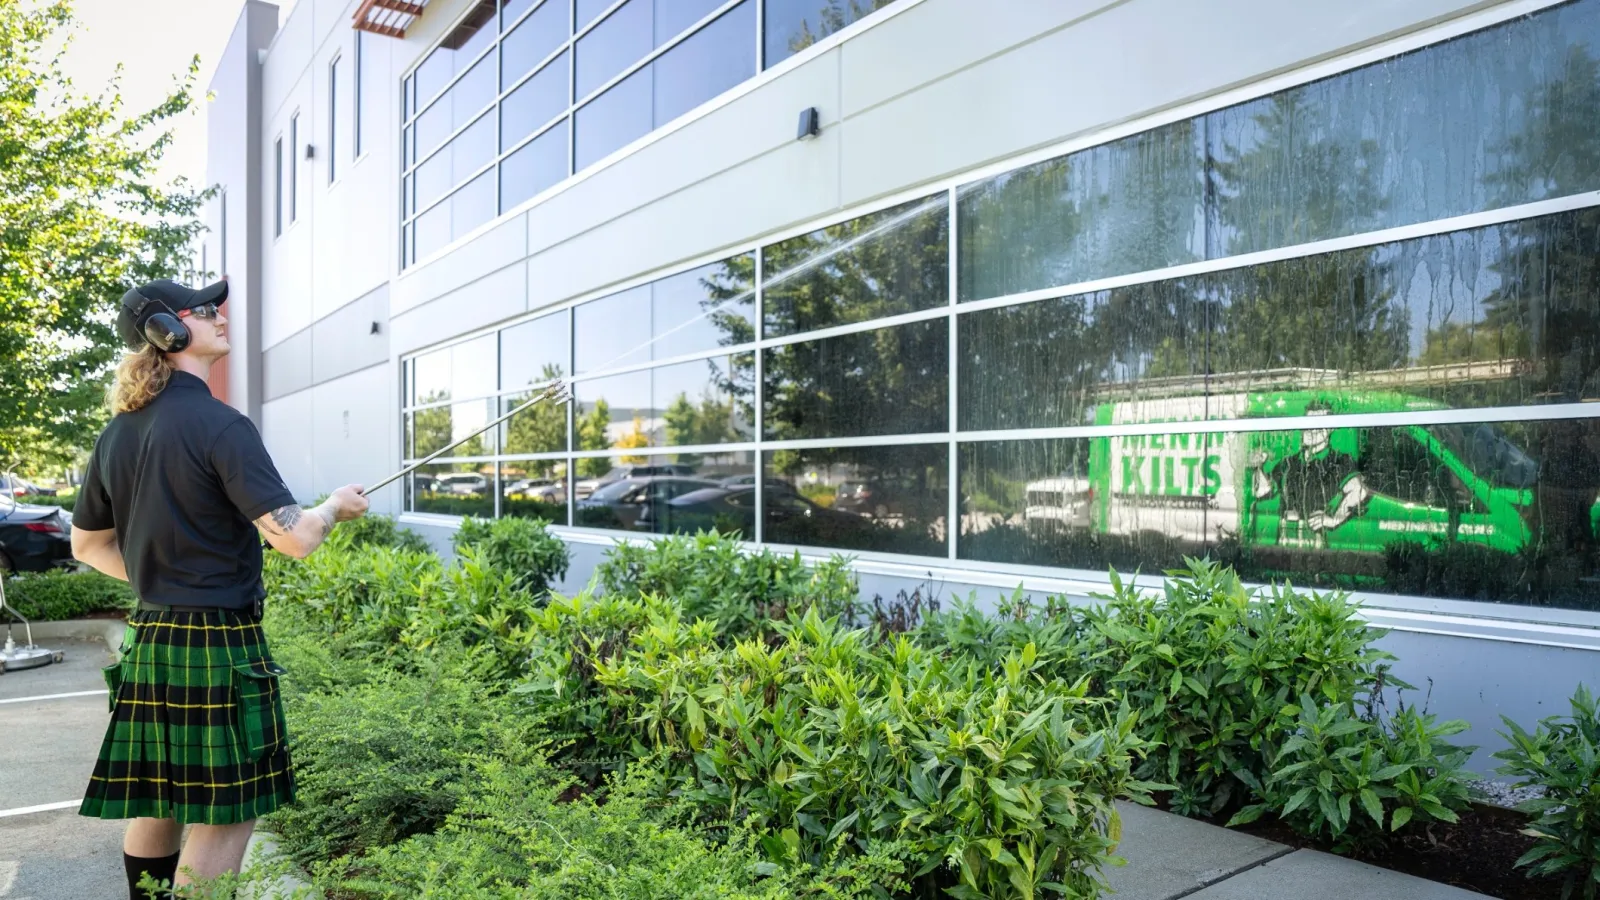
left=454, top=516, right=570, bottom=597
left=1228, top=692, right=1473, bottom=851
left=328, top=513, right=433, bottom=554
left=0, top=569, right=134, bottom=621
left=1082, top=561, right=1390, bottom=818
left=265, top=662, right=547, bottom=870
left=329, top=763, right=905, bottom=900
left=1494, top=684, right=1600, bottom=900
left=18, top=492, right=74, bottom=512
left=517, top=598, right=1158, bottom=899
left=594, top=532, right=859, bottom=638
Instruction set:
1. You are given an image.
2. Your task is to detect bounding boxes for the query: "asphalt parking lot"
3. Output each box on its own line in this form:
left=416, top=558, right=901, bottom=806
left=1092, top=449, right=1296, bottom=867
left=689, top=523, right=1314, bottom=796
left=1, top=638, right=128, bottom=899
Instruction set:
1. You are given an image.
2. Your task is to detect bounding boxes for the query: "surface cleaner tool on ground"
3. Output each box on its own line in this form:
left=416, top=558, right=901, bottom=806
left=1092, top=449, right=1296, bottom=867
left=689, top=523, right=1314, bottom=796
left=0, top=568, right=65, bottom=674
left=364, top=379, right=574, bottom=495
left=0, top=472, right=66, bottom=673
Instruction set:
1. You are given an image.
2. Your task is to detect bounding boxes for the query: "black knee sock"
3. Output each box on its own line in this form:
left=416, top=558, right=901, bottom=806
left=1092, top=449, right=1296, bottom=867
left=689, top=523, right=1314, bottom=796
left=124, top=851, right=180, bottom=900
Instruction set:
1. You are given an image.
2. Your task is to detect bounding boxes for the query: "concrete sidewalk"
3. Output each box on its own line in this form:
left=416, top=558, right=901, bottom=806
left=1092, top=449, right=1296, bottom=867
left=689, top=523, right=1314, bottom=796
left=1107, top=801, right=1487, bottom=899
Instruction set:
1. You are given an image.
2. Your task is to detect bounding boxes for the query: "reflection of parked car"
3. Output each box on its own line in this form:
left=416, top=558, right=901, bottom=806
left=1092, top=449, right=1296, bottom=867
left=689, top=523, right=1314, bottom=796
left=832, top=478, right=941, bottom=521
left=504, top=478, right=565, bottom=504
left=574, top=464, right=696, bottom=499
left=436, top=473, right=489, bottom=496
left=668, top=486, right=872, bottom=538
left=0, top=500, right=73, bottom=573
left=576, top=476, right=716, bottom=530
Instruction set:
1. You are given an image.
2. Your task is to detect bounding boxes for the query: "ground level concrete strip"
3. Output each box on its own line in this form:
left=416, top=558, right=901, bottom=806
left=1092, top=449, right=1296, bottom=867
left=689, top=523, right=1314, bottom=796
left=1185, top=848, right=1490, bottom=899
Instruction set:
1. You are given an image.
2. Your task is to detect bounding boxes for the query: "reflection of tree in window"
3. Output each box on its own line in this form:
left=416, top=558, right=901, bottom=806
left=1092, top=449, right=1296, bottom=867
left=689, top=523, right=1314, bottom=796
left=775, top=0, right=897, bottom=58
left=576, top=398, right=611, bottom=478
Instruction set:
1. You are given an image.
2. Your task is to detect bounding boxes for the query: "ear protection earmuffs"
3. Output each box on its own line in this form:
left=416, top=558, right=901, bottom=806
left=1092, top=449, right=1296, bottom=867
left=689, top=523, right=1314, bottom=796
left=126, top=289, right=191, bottom=353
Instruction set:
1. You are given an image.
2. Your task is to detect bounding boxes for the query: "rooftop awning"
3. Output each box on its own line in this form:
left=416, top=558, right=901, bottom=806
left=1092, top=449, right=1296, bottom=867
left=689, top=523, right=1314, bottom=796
left=353, top=0, right=428, bottom=38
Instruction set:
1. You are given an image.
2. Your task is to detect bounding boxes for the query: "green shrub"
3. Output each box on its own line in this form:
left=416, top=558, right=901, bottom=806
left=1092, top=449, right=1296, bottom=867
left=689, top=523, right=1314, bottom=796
left=328, top=513, right=434, bottom=554
left=1494, top=684, right=1600, bottom=900
left=1228, top=692, right=1473, bottom=851
left=517, top=599, right=1157, bottom=899
left=914, top=589, right=1088, bottom=677
left=18, top=492, right=73, bottom=512
left=594, top=532, right=859, bottom=638
left=1, top=569, right=134, bottom=621
left=328, top=763, right=905, bottom=900
left=453, top=516, right=570, bottom=597
left=1082, top=561, right=1390, bottom=818
left=265, top=663, right=548, bottom=870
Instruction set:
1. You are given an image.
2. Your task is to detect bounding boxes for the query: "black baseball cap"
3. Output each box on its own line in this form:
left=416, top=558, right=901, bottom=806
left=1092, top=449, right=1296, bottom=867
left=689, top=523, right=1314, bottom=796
left=117, top=279, right=229, bottom=350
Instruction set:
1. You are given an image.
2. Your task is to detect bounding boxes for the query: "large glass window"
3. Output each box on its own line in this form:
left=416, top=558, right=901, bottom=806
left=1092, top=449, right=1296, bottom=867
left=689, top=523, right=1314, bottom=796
left=763, top=319, right=948, bottom=440
left=402, top=0, right=1600, bottom=615
left=763, top=444, right=947, bottom=557
left=403, top=0, right=898, bottom=267
left=961, top=416, right=1600, bottom=610
left=576, top=451, right=757, bottom=536
left=960, top=207, right=1600, bottom=431
left=763, top=194, right=949, bottom=337
left=958, top=0, right=1600, bottom=302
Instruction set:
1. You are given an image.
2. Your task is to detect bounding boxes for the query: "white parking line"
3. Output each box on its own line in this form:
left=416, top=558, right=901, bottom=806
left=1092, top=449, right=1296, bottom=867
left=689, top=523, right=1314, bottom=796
left=0, top=801, right=79, bottom=820
left=0, top=690, right=105, bottom=706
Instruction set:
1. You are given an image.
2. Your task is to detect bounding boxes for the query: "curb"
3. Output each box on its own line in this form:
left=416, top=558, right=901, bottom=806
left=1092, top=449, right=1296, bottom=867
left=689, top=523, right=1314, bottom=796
left=25, top=617, right=129, bottom=656
left=242, top=831, right=322, bottom=900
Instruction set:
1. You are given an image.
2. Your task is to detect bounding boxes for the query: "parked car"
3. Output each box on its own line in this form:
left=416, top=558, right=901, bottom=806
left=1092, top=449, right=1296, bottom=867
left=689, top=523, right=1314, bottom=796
left=573, top=463, right=696, bottom=499
left=1, top=474, right=55, bottom=498
left=832, top=477, right=942, bottom=522
left=504, top=477, right=565, bottom=505
left=0, top=501, right=73, bottom=573
left=667, top=485, right=872, bottom=539
left=575, top=476, right=717, bottom=531
left=435, top=472, right=489, bottom=496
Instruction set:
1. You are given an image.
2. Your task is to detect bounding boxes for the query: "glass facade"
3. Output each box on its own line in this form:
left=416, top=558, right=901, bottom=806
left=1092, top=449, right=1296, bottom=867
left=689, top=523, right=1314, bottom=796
left=403, top=0, right=1600, bottom=613
left=400, top=0, right=905, bottom=267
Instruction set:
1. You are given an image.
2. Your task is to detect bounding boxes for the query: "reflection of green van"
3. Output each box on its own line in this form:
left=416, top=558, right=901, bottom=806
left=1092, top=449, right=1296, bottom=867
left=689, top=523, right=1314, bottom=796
left=1025, top=390, right=1559, bottom=560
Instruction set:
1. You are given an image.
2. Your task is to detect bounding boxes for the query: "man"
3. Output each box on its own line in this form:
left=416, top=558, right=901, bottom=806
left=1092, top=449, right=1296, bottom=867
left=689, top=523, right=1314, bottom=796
left=1250, top=408, right=1370, bottom=547
left=68, top=279, right=369, bottom=898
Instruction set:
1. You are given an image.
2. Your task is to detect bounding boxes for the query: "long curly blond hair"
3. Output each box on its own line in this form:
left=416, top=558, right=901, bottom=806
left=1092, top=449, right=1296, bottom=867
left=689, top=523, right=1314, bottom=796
left=108, top=346, right=176, bottom=415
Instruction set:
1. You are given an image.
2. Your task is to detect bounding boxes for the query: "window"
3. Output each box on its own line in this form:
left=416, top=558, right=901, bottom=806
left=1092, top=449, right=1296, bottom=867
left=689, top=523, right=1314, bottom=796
left=402, top=0, right=897, bottom=268
left=273, top=137, right=283, bottom=237
left=397, top=0, right=1600, bottom=617
left=289, top=113, right=299, bottom=222
left=354, top=33, right=369, bottom=158
left=763, top=0, right=898, bottom=68
left=328, top=55, right=341, bottom=182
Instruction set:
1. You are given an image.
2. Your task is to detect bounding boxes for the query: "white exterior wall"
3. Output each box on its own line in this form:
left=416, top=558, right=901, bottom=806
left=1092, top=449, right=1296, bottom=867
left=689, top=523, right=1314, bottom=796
left=218, top=0, right=1600, bottom=771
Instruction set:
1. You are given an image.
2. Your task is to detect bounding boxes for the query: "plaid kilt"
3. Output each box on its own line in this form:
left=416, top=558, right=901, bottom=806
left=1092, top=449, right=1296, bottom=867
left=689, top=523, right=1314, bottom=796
left=79, top=608, right=295, bottom=824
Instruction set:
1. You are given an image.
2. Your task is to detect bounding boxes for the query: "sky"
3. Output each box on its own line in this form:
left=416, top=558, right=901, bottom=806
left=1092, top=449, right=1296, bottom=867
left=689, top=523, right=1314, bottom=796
left=53, top=0, right=298, bottom=189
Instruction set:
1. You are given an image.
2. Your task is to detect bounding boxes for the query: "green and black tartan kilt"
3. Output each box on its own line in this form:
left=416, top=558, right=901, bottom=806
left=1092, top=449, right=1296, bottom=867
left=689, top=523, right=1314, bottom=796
left=79, top=608, right=295, bottom=824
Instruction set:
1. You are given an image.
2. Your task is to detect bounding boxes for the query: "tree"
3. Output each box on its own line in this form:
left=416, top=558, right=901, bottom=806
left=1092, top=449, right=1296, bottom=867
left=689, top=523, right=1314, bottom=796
left=614, top=416, right=650, bottom=465
left=576, top=398, right=611, bottom=478
left=0, top=1, right=208, bottom=461
left=503, top=364, right=566, bottom=471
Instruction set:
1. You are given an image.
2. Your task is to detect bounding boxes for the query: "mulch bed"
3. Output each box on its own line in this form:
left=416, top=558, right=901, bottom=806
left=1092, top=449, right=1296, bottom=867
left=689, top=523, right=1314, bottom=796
left=1223, top=803, right=1563, bottom=899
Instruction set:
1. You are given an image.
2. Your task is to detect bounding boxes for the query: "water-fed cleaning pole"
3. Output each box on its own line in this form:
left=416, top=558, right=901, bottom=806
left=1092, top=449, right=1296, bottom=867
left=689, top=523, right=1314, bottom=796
left=363, top=380, right=573, bottom=496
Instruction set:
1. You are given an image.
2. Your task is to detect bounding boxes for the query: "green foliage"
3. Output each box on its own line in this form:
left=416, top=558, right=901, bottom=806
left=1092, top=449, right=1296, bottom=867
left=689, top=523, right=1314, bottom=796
left=0, top=568, right=133, bottom=620
left=325, top=512, right=433, bottom=554
left=330, top=763, right=900, bottom=900
left=1494, top=684, right=1600, bottom=900
left=516, top=597, right=1158, bottom=899
left=0, top=0, right=209, bottom=458
left=263, top=658, right=547, bottom=871
left=267, top=541, right=544, bottom=680
left=1228, top=692, right=1473, bottom=852
left=594, top=532, right=860, bottom=639
left=1082, top=560, right=1390, bottom=818
left=453, top=515, right=571, bottom=597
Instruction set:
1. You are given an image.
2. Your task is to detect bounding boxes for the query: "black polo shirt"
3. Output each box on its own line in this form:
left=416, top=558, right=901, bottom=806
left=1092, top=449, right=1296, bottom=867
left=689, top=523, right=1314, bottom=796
left=74, top=371, right=297, bottom=610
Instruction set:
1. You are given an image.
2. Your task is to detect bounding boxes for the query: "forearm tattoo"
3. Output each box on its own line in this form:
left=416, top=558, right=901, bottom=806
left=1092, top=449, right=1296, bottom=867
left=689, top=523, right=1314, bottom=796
left=256, top=504, right=304, bottom=537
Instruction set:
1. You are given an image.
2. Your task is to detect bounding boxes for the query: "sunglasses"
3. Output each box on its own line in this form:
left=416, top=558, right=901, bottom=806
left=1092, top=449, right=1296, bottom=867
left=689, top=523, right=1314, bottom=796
left=177, top=302, right=222, bottom=320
